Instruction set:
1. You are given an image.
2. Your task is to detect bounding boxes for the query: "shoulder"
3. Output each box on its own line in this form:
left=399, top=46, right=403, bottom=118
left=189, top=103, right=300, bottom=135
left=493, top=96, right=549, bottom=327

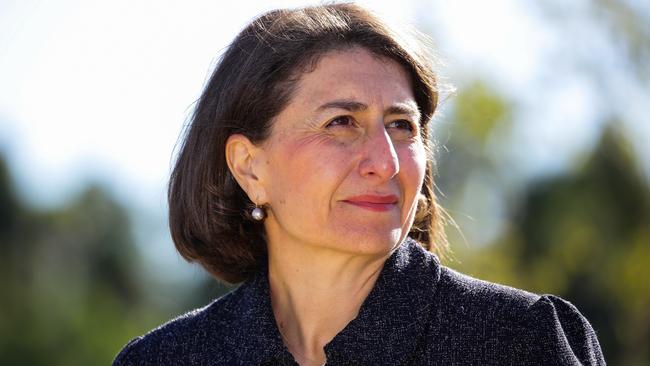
left=112, top=288, right=242, bottom=366
left=426, top=266, right=605, bottom=364
left=436, top=266, right=540, bottom=320
left=522, top=294, right=605, bottom=364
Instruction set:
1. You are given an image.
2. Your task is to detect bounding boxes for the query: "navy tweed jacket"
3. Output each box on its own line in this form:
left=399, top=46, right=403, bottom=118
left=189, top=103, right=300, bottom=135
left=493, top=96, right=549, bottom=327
left=113, top=238, right=605, bottom=365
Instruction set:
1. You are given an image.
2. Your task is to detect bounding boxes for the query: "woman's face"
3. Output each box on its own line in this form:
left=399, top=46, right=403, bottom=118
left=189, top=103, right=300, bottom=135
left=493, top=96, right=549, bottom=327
left=258, top=47, right=427, bottom=256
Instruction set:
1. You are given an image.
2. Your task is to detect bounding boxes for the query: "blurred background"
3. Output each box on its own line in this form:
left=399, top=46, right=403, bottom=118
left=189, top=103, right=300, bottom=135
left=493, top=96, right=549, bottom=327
left=1, top=0, right=648, bottom=364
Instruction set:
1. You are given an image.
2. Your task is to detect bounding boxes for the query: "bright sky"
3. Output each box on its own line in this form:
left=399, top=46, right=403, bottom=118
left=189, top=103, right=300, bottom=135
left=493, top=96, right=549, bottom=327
left=1, top=1, right=647, bottom=275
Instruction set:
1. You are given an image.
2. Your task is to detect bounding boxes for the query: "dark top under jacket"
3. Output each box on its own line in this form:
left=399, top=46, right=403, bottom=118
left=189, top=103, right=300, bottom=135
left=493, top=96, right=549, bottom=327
left=113, top=238, right=605, bottom=365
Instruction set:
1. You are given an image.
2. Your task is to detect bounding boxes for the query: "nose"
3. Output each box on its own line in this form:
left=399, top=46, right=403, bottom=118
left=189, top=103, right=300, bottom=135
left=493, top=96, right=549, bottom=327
left=359, top=127, right=399, bottom=181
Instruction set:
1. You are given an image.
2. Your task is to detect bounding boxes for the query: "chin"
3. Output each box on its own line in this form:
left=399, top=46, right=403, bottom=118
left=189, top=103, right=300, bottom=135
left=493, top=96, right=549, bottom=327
left=332, top=229, right=404, bottom=256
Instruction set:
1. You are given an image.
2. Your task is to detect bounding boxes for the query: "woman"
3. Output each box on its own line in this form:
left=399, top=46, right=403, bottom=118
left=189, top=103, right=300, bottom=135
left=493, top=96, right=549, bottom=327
left=114, top=4, right=605, bottom=365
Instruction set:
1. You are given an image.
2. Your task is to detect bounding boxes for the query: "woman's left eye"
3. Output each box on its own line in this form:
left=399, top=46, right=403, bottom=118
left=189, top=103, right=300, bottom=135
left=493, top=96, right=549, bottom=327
left=386, top=119, right=415, bottom=132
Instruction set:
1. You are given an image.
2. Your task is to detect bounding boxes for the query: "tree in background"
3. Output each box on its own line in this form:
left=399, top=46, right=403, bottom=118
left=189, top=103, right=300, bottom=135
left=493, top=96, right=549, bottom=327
left=0, top=156, right=150, bottom=365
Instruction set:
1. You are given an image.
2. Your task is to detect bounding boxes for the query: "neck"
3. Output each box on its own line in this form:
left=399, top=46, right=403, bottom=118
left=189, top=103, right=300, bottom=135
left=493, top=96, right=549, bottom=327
left=267, top=242, right=389, bottom=365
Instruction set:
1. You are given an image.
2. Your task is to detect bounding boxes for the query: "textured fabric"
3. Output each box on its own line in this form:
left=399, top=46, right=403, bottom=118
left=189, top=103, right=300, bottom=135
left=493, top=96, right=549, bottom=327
left=113, top=238, right=606, bottom=365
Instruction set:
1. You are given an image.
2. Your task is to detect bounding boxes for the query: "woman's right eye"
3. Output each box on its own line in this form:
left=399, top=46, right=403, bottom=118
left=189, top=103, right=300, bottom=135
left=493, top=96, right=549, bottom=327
left=326, top=115, right=354, bottom=128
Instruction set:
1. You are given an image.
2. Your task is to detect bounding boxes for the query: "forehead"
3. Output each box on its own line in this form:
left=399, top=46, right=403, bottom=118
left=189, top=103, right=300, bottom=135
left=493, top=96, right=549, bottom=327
left=289, top=47, right=415, bottom=109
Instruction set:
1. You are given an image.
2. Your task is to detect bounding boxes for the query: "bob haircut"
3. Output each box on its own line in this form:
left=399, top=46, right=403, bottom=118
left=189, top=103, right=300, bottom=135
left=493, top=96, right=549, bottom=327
left=169, top=3, right=448, bottom=283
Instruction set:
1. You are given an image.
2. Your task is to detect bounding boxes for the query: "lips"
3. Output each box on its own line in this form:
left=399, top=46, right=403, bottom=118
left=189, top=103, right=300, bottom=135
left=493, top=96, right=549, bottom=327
left=342, top=194, right=399, bottom=212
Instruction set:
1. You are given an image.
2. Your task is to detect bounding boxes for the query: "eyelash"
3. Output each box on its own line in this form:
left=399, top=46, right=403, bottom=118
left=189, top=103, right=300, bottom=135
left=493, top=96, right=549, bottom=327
left=325, top=116, right=416, bottom=132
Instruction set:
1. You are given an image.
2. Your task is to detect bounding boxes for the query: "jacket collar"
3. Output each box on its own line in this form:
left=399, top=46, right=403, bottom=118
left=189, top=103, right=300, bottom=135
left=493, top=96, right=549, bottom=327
left=224, top=238, right=441, bottom=364
left=221, top=267, right=294, bottom=364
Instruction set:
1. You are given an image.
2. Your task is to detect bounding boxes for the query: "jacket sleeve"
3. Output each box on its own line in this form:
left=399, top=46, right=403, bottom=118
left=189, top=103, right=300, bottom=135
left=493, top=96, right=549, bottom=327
left=519, top=295, right=606, bottom=365
left=112, top=337, right=144, bottom=366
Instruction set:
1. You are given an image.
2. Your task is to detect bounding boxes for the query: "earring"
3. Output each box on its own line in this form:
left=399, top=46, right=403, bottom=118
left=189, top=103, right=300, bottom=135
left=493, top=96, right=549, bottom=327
left=251, top=205, right=265, bottom=221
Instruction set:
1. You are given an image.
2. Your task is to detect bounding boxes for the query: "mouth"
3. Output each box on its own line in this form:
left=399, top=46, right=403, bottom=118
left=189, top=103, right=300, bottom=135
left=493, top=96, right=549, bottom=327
left=342, top=194, right=399, bottom=212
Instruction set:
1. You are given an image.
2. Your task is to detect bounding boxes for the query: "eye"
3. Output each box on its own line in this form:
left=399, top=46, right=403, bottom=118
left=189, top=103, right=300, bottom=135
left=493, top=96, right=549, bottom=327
left=326, top=115, right=355, bottom=128
left=386, top=119, right=415, bottom=132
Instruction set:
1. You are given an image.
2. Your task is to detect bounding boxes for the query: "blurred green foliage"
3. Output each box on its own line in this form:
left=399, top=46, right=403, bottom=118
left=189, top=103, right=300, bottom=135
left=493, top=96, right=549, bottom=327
left=0, top=155, right=232, bottom=365
left=0, top=159, right=160, bottom=365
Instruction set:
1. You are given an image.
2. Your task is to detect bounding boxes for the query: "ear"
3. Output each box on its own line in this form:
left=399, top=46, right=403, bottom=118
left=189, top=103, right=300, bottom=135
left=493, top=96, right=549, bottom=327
left=225, top=134, right=268, bottom=204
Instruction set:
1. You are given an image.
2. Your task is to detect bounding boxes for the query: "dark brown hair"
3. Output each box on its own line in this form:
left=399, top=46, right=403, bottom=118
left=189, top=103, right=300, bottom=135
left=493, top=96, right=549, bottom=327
left=169, top=3, right=447, bottom=283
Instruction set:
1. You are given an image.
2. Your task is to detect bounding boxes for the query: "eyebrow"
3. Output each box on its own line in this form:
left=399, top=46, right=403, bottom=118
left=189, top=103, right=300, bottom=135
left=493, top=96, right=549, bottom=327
left=316, top=99, right=421, bottom=119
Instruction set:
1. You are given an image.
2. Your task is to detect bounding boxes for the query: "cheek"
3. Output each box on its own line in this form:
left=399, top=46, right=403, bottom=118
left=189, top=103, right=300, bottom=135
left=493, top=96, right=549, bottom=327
left=266, top=136, right=351, bottom=206
left=398, top=142, right=427, bottom=191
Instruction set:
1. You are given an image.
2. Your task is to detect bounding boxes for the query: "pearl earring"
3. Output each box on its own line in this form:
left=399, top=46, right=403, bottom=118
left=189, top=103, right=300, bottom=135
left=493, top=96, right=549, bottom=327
left=251, top=206, right=265, bottom=221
